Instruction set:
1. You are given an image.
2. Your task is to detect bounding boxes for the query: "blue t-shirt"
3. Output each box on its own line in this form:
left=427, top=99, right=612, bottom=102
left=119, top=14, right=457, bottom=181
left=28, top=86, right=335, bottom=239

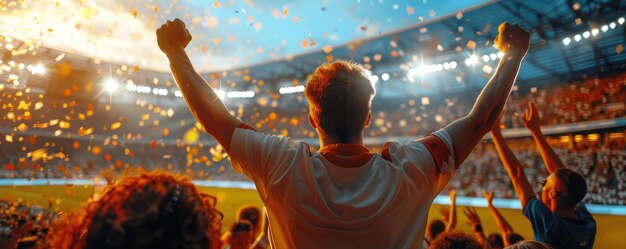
left=523, top=197, right=596, bottom=249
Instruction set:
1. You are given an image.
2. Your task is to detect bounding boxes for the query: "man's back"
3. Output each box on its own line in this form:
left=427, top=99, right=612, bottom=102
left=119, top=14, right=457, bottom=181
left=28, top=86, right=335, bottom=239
left=230, top=128, right=456, bottom=249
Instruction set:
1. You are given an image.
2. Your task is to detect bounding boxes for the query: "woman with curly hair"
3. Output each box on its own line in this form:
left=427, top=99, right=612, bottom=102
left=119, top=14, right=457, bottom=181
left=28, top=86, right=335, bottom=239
left=47, top=172, right=223, bottom=249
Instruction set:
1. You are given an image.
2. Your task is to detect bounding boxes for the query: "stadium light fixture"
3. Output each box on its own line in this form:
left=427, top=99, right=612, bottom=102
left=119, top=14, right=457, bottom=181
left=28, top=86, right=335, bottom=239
left=574, top=34, right=582, bottom=42
left=104, top=78, right=119, bottom=92
left=562, top=37, right=571, bottom=46
left=381, top=73, right=390, bottom=81
left=279, top=85, right=305, bottom=94
left=482, top=55, right=490, bottom=62
left=465, top=55, right=479, bottom=66
left=227, top=90, right=255, bottom=98
left=489, top=53, right=497, bottom=60
left=449, top=61, right=457, bottom=69
left=610, top=22, right=616, bottom=29
left=591, top=29, right=599, bottom=36
left=582, top=31, right=590, bottom=39
left=601, top=25, right=609, bottom=32
left=619, top=17, right=625, bottom=25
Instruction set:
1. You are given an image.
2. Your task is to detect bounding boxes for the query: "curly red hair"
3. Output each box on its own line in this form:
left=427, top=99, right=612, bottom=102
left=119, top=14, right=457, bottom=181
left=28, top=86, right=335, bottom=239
left=48, top=172, right=222, bottom=249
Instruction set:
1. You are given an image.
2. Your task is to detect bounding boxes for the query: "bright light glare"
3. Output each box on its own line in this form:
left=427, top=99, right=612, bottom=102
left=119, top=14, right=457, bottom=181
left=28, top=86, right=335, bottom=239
left=591, top=29, right=599, bottom=36
left=582, top=31, right=590, bottom=39
left=381, top=73, right=390, bottom=81
left=619, top=17, right=625, bottom=25
left=215, top=90, right=226, bottom=100
left=562, top=37, right=571, bottom=46
left=31, top=64, right=46, bottom=75
left=574, top=34, right=582, bottom=42
left=601, top=25, right=609, bottom=32
left=371, top=75, right=379, bottom=83
left=610, top=22, right=616, bottom=29
left=465, top=55, right=479, bottom=66
left=104, top=78, right=119, bottom=92
left=449, top=61, right=457, bottom=69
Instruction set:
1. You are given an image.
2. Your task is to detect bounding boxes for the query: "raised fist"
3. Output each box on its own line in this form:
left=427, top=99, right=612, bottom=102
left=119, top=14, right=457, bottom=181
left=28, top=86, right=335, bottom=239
left=157, top=18, right=192, bottom=54
left=522, top=101, right=541, bottom=132
left=494, top=22, right=530, bottom=54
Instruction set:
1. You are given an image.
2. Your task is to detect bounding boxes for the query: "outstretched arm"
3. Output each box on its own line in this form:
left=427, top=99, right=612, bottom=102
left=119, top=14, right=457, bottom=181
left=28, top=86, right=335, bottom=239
left=446, top=189, right=457, bottom=231
left=483, top=189, right=515, bottom=246
left=491, top=123, right=535, bottom=209
left=444, top=23, right=530, bottom=169
left=522, top=102, right=565, bottom=174
left=463, top=207, right=487, bottom=247
left=157, top=19, right=241, bottom=154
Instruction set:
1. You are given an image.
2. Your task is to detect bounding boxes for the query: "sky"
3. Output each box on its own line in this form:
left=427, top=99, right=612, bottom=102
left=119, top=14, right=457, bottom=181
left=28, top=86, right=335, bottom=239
left=0, top=0, right=489, bottom=72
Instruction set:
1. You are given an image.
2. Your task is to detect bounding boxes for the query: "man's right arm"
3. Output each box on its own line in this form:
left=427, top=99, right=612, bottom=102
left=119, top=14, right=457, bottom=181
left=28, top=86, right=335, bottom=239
left=491, top=124, right=535, bottom=209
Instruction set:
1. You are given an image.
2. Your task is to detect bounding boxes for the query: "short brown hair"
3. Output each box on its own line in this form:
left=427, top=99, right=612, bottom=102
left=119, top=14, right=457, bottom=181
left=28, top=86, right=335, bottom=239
left=305, top=60, right=376, bottom=143
left=554, top=168, right=587, bottom=208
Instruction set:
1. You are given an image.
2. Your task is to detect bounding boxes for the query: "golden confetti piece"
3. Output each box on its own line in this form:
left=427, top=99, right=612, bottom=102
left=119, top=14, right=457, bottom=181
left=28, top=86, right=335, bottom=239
left=17, top=123, right=28, bottom=132
left=163, top=128, right=170, bottom=136
left=183, top=128, right=200, bottom=144
left=293, top=16, right=299, bottom=22
left=167, top=109, right=174, bottom=117
left=283, top=5, right=289, bottom=16
left=55, top=53, right=65, bottom=62
left=29, top=148, right=47, bottom=161
left=141, top=114, right=150, bottom=120
left=322, top=45, right=333, bottom=54
left=78, top=127, right=93, bottom=136
left=617, top=44, right=623, bottom=54
left=59, top=121, right=70, bottom=129
left=92, top=146, right=102, bottom=155
left=456, top=11, right=463, bottom=20
left=34, top=101, right=43, bottom=110
left=110, top=122, right=122, bottom=130
left=406, top=6, right=415, bottom=15
left=466, top=40, right=476, bottom=49
left=5, top=134, right=13, bottom=142
left=54, top=130, right=62, bottom=136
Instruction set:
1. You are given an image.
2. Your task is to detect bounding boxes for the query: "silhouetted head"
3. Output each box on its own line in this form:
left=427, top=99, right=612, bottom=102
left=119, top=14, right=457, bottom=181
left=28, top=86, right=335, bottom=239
left=540, top=168, right=587, bottom=210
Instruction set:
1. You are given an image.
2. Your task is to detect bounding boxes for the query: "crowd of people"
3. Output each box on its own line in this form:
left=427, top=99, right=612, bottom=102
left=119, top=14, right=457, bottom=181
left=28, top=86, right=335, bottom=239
left=0, top=18, right=608, bottom=249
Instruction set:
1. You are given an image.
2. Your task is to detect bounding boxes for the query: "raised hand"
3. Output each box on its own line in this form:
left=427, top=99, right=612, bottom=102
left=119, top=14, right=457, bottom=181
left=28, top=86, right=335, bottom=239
left=494, top=22, right=531, bottom=54
left=482, top=189, right=494, bottom=206
left=463, top=207, right=481, bottom=227
left=522, top=102, right=541, bottom=133
left=156, top=18, right=192, bottom=54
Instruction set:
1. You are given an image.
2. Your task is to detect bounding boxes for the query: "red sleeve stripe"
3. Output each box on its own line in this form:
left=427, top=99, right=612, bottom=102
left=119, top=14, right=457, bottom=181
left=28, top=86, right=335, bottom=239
left=381, top=142, right=393, bottom=162
left=236, top=123, right=257, bottom=132
left=418, top=135, right=454, bottom=172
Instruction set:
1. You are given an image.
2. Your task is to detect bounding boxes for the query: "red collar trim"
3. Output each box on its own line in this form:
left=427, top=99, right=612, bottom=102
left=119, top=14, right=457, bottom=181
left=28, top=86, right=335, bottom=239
left=319, top=144, right=374, bottom=168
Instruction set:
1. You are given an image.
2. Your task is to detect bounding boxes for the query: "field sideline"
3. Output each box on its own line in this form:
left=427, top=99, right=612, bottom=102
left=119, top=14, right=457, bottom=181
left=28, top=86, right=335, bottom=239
left=1, top=185, right=624, bottom=248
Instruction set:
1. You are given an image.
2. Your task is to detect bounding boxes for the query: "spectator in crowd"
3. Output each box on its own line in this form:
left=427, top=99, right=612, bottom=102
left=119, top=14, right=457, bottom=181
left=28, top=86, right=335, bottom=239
left=47, top=172, right=223, bottom=249
left=491, top=102, right=596, bottom=249
left=429, top=230, right=483, bottom=249
left=483, top=189, right=525, bottom=246
left=158, top=17, right=529, bottom=248
left=426, top=190, right=457, bottom=246
left=221, top=205, right=268, bottom=249
left=222, top=221, right=254, bottom=249
left=505, top=240, right=553, bottom=249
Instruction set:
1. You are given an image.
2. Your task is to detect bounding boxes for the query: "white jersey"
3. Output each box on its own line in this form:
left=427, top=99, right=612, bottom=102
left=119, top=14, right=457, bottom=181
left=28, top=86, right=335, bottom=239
left=230, top=128, right=456, bottom=249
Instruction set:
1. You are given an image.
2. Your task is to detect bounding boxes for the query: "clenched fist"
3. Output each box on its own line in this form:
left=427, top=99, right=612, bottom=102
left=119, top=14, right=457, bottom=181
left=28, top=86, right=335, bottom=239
left=494, top=22, right=530, bottom=54
left=157, top=18, right=192, bottom=54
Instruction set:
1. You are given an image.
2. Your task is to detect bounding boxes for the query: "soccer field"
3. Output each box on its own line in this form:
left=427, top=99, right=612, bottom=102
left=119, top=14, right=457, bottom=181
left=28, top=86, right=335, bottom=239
left=1, top=185, right=624, bottom=248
